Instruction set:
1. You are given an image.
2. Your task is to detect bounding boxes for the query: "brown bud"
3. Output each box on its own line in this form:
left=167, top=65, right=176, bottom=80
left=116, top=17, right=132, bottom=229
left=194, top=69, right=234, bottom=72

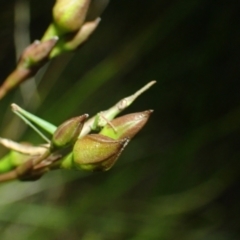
left=18, top=37, right=58, bottom=69
left=51, top=114, right=88, bottom=149
left=73, top=134, right=129, bottom=171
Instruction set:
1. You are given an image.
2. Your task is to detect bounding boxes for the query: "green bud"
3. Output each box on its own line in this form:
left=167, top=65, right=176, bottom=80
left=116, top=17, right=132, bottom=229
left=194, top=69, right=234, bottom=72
left=51, top=114, right=88, bottom=149
left=53, top=0, right=91, bottom=34
left=100, top=110, right=153, bottom=140
left=73, top=134, right=129, bottom=171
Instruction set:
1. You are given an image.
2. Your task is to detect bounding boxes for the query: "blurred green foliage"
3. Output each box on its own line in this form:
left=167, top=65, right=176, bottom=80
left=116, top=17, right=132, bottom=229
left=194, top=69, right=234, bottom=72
left=0, top=0, right=240, bottom=239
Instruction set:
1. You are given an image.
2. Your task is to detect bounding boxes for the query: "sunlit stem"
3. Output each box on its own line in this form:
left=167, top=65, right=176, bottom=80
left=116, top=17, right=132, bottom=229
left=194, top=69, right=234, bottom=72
left=41, top=23, right=59, bottom=41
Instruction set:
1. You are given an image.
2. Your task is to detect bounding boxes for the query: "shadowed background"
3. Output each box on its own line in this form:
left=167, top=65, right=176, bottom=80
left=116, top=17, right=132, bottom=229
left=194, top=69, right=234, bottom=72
left=0, top=0, right=240, bottom=239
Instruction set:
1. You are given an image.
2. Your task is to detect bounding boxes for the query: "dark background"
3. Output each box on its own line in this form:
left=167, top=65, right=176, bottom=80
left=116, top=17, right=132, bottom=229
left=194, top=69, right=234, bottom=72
left=0, top=0, right=240, bottom=239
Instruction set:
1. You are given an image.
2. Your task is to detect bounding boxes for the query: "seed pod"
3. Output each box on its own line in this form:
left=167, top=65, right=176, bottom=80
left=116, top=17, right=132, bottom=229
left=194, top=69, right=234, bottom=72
left=100, top=110, right=153, bottom=140
left=51, top=114, right=88, bottom=149
left=72, top=134, right=129, bottom=171
left=53, top=0, right=91, bottom=34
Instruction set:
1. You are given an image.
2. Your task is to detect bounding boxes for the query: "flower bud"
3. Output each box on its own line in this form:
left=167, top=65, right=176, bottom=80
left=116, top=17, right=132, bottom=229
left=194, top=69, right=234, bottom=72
left=100, top=110, right=153, bottom=140
left=72, top=134, right=129, bottom=171
left=53, top=0, right=91, bottom=34
left=18, top=37, right=58, bottom=69
left=50, top=18, right=100, bottom=57
left=51, top=114, right=88, bottom=149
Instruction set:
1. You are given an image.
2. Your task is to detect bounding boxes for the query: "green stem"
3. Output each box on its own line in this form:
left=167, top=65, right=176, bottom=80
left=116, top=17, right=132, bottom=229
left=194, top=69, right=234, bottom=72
left=41, top=23, right=60, bottom=41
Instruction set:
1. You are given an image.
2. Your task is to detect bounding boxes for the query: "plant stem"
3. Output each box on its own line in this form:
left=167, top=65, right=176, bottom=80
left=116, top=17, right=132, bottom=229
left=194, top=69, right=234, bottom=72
left=0, top=171, right=18, bottom=183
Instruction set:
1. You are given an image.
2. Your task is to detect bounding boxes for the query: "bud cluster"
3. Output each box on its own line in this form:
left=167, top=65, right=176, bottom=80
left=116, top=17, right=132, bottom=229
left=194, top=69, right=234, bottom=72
left=57, top=110, right=153, bottom=172
left=46, top=0, right=104, bottom=57
left=0, top=1, right=107, bottom=99
left=0, top=1, right=155, bottom=182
